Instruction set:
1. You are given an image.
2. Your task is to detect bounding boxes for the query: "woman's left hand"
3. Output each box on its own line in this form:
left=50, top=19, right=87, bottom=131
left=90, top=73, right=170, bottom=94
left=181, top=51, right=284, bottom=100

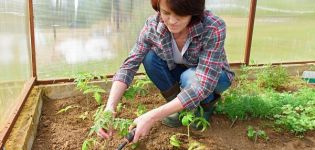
left=130, top=111, right=157, bottom=143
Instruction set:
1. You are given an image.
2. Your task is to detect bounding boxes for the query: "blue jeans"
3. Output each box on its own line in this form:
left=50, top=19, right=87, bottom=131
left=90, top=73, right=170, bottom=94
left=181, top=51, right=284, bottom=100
left=143, top=50, right=231, bottom=106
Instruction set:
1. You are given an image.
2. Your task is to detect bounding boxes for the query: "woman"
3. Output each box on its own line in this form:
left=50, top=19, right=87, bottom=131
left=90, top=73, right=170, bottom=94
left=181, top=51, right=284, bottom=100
left=99, top=0, right=234, bottom=143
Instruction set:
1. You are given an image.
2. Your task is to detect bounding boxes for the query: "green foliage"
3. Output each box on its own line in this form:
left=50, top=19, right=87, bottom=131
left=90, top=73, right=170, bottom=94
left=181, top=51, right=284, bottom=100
left=113, top=118, right=133, bottom=136
left=82, top=138, right=97, bottom=150
left=74, top=72, right=96, bottom=91
left=89, top=106, right=133, bottom=137
left=216, top=88, right=315, bottom=120
left=116, top=103, right=124, bottom=112
left=123, top=75, right=152, bottom=100
left=134, top=75, right=152, bottom=96
left=247, top=126, right=269, bottom=142
left=169, top=108, right=209, bottom=148
left=179, top=107, right=210, bottom=136
left=274, top=101, right=315, bottom=134
left=179, top=110, right=195, bottom=126
left=256, top=65, right=289, bottom=89
left=170, top=135, right=181, bottom=148
left=123, top=86, right=138, bottom=100
left=56, top=105, right=79, bottom=114
left=89, top=106, right=114, bottom=136
left=135, top=104, right=147, bottom=117
left=74, top=72, right=107, bottom=105
left=217, top=66, right=315, bottom=134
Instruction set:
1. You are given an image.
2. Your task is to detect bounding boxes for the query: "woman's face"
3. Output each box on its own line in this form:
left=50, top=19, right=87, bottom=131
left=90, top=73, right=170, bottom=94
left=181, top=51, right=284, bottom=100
left=159, top=0, right=192, bottom=35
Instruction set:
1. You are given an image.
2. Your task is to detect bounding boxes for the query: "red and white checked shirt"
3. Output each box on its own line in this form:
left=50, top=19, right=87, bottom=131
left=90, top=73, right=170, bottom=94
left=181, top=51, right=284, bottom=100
left=113, top=10, right=235, bottom=110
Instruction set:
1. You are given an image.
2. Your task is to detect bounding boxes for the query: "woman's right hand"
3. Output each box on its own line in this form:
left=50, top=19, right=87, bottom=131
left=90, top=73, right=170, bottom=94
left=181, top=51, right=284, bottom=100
left=97, top=107, right=116, bottom=139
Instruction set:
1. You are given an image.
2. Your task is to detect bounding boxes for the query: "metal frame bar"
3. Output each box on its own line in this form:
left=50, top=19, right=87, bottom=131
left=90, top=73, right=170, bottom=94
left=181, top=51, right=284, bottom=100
left=0, top=78, right=36, bottom=149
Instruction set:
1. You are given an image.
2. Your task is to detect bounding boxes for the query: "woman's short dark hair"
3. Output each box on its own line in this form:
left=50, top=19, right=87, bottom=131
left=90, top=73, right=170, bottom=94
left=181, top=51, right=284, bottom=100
left=151, top=0, right=205, bottom=25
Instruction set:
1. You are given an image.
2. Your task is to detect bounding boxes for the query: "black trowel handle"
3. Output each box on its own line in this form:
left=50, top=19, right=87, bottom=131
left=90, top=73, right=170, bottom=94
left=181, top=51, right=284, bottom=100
left=125, top=128, right=136, bottom=142
left=117, top=128, right=136, bottom=150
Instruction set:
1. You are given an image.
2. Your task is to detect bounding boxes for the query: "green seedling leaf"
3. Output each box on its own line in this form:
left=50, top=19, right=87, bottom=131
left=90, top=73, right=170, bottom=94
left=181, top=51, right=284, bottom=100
left=93, top=92, right=102, bottom=105
left=123, top=87, right=137, bottom=101
left=193, top=117, right=210, bottom=132
left=181, top=112, right=195, bottom=126
left=56, top=105, right=79, bottom=114
left=179, top=110, right=195, bottom=126
left=82, top=138, right=96, bottom=150
left=170, top=135, right=181, bottom=148
left=136, top=104, right=147, bottom=117
left=116, top=103, right=124, bottom=112
left=247, top=126, right=256, bottom=140
left=257, top=130, right=269, bottom=140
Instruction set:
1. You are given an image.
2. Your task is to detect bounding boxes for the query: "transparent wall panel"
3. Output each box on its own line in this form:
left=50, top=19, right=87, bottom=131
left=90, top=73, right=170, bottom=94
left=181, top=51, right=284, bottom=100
left=251, top=0, right=315, bottom=64
left=0, top=0, right=31, bottom=132
left=206, top=0, right=249, bottom=63
left=34, top=0, right=154, bottom=79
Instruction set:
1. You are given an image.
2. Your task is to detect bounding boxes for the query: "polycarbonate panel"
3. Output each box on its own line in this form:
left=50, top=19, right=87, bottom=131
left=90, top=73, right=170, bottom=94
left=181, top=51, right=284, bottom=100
left=34, top=0, right=154, bottom=79
left=251, top=0, right=315, bottom=64
left=0, top=0, right=31, bottom=133
left=206, top=0, right=249, bottom=63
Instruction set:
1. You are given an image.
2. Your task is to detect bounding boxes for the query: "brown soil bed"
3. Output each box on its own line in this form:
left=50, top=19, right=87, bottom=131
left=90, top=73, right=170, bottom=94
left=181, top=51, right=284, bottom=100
left=33, top=87, right=315, bottom=150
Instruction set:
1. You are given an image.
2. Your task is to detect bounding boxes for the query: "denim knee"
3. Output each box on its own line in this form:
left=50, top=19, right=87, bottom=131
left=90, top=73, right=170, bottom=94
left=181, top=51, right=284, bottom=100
left=143, top=50, right=157, bottom=71
left=180, top=68, right=197, bottom=88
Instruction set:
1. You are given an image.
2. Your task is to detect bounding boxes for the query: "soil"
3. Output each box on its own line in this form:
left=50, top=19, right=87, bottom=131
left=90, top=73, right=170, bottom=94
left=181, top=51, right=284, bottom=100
left=32, top=86, right=315, bottom=150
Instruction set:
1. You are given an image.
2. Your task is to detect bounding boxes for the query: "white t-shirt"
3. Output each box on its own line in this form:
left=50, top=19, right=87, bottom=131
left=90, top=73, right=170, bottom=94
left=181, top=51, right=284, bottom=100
left=171, top=33, right=190, bottom=65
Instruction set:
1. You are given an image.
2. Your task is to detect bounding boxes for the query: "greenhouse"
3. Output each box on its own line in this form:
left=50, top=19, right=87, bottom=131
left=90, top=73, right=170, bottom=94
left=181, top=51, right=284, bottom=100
left=0, top=0, right=315, bottom=149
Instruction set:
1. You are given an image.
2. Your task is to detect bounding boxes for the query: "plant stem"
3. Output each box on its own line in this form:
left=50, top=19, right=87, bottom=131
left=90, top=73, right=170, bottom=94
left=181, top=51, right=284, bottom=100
left=230, top=116, right=238, bottom=128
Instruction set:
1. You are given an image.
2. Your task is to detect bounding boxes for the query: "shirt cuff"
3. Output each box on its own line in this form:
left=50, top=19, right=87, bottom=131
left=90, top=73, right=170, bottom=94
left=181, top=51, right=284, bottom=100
left=177, top=87, right=202, bottom=110
left=112, top=69, right=134, bottom=87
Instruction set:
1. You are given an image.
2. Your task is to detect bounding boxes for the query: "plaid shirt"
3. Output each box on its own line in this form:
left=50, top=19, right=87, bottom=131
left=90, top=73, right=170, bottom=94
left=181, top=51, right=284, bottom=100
left=113, top=10, right=235, bottom=110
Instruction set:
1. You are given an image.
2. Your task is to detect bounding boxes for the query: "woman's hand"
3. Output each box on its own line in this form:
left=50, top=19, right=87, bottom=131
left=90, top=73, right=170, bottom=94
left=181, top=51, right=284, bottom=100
left=97, top=107, right=116, bottom=139
left=130, top=110, right=157, bottom=143
left=130, top=98, right=184, bottom=143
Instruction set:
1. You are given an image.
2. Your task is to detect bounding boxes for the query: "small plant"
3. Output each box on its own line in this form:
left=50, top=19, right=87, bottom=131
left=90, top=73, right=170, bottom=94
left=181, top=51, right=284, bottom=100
left=247, top=126, right=269, bottom=142
left=89, top=106, right=114, bottom=136
left=170, top=135, right=181, bottom=148
left=169, top=107, right=209, bottom=149
left=256, top=64, right=289, bottom=90
left=123, top=75, right=152, bottom=100
left=135, top=104, right=147, bottom=117
left=56, top=105, right=79, bottom=114
left=89, top=106, right=133, bottom=137
left=82, top=85, right=106, bottom=105
left=116, top=103, right=124, bottom=112
left=274, top=101, right=315, bottom=134
left=74, top=72, right=107, bottom=105
left=179, top=107, right=210, bottom=134
left=82, top=138, right=97, bottom=150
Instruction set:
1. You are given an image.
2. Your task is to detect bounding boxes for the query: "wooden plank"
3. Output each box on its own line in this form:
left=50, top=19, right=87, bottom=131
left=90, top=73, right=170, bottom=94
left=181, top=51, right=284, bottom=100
left=244, top=0, right=257, bottom=65
left=0, top=77, right=36, bottom=149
